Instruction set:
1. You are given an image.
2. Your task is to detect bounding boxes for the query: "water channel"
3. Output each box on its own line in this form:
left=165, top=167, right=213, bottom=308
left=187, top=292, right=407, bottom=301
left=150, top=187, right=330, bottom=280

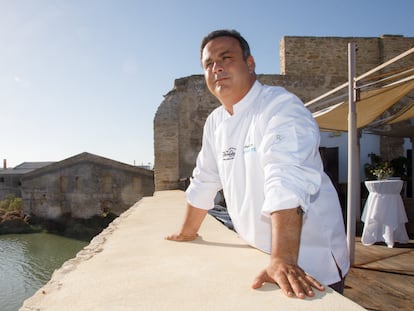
left=0, top=233, right=88, bottom=311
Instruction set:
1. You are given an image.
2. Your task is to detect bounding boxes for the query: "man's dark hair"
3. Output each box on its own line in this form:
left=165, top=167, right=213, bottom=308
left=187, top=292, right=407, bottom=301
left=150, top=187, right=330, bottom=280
left=200, top=29, right=251, bottom=60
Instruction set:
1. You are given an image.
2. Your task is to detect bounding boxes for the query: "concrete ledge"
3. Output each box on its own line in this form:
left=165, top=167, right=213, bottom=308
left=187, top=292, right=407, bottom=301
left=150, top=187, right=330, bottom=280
left=21, top=190, right=365, bottom=310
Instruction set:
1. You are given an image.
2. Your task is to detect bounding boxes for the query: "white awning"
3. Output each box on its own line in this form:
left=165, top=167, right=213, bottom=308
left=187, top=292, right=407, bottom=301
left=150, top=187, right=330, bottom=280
left=312, top=77, right=414, bottom=132
left=306, top=47, right=414, bottom=137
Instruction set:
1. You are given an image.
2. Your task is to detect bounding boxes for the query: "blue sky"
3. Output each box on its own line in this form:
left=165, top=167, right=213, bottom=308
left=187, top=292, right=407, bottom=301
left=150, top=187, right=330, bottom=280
left=1, top=0, right=413, bottom=168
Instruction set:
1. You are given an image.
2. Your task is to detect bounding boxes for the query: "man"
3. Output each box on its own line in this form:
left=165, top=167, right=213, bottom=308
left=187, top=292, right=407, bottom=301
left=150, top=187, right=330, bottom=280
left=166, top=29, right=349, bottom=299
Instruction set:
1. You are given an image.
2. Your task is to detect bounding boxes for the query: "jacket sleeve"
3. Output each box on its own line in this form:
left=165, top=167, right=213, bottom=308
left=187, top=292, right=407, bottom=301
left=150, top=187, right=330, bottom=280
left=258, top=94, right=323, bottom=216
left=185, top=115, right=223, bottom=210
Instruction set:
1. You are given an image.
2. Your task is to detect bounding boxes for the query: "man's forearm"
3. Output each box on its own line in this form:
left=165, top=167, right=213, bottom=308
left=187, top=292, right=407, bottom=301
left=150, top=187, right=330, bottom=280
left=165, top=203, right=208, bottom=242
left=270, top=207, right=302, bottom=263
left=180, top=203, right=208, bottom=237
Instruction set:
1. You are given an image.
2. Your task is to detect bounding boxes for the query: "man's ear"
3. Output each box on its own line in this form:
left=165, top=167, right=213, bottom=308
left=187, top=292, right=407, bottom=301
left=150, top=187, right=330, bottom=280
left=247, top=55, right=256, bottom=73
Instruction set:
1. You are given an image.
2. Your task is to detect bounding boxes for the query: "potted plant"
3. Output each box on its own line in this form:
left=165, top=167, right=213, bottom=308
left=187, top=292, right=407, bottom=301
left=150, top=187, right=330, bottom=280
left=364, top=153, right=408, bottom=181
left=371, top=162, right=395, bottom=180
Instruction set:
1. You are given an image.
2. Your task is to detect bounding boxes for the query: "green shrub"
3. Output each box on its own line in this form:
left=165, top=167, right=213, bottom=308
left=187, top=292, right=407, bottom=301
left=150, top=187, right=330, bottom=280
left=0, top=194, right=22, bottom=212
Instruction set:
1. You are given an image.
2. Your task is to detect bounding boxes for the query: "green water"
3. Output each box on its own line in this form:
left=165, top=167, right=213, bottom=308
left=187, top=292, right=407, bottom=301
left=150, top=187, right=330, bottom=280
left=0, top=233, right=87, bottom=311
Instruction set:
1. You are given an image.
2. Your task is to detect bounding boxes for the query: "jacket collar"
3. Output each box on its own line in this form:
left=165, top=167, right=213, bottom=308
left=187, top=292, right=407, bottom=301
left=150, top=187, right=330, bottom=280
left=232, top=80, right=261, bottom=115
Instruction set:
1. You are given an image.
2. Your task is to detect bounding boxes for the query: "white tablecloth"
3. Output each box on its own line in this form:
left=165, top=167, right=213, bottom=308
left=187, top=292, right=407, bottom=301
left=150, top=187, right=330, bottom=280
left=361, top=179, right=409, bottom=247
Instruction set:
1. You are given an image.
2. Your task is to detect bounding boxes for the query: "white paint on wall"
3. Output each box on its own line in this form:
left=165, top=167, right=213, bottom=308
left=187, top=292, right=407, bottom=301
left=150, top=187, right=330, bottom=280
left=320, top=131, right=380, bottom=183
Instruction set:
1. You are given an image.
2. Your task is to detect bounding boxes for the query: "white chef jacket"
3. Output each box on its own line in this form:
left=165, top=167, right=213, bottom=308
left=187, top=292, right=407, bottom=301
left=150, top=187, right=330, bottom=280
left=186, top=81, right=350, bottom=285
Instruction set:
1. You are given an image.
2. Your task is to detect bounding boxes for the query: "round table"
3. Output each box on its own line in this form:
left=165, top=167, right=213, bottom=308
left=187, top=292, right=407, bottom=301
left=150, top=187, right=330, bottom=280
left=361, top=179, right=409, bottom=247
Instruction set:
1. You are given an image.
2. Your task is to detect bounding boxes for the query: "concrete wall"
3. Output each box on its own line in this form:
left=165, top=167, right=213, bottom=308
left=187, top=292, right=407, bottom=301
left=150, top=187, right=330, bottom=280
left=154, top=35, right=414, bottom=191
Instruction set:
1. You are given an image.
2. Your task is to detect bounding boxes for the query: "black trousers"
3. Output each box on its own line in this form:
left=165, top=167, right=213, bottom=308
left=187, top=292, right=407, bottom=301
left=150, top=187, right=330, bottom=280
left=328, top=275, right=346, bottom=294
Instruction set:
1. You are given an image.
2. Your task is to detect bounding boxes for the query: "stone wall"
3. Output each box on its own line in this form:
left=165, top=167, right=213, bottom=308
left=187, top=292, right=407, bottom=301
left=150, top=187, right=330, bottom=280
left=154, top=76, right=219, bottom=190
left=154, top=35, right=414, bottom=191
left=281, top=37, right=380, bottom=78
left=21, top=153, right=154, bottom=219
left=281, top=35, right=414, bottom=77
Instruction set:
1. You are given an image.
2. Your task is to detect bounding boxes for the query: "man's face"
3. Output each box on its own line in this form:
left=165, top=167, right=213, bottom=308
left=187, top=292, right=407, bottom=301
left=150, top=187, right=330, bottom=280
left=201, top=36, right=255, bottom=111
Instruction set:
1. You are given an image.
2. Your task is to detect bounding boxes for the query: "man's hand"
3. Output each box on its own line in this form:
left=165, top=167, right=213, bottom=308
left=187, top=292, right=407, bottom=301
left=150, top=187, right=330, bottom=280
left=252, top=258, right=325, bottom=299
left=164, top=203, right=207, bottom=243
left=253, top=207, right=325, bottom=298
left=165, top=232, right=199, bottom=242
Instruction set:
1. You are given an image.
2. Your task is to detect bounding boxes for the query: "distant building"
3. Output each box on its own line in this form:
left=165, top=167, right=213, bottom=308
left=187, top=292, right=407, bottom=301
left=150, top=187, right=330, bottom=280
left=20, top=152, right=154, bottom=220
left=0, top=162, right=53, bottom=199
left=1, top=152, right=154, bottom=220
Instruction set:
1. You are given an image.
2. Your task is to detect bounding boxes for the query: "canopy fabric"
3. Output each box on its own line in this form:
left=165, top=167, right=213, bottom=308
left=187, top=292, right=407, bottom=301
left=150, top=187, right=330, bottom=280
left=368, top=123, right=414, bottom=138
left=312, top=77, right=414, bottom=131
left=389, top=102, right=414, bottom=124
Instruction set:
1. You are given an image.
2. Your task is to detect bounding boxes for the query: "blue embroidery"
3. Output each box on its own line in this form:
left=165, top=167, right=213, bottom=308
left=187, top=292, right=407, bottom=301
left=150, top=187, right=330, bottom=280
left=243, top=144, right=256, bottom=154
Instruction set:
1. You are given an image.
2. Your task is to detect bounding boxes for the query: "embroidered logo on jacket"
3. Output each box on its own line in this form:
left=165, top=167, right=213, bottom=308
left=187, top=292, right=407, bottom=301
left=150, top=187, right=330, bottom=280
left=243, top=144, right=256, bottom=154
left=222, top=147, right=236, bottom=160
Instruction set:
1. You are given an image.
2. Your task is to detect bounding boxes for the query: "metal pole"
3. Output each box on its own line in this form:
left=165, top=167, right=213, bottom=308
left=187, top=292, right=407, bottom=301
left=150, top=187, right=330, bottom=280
left=356, top=131, right=361, bottom=221
left=411, top=138, right=414, bottom=202
left=347, top=43, right=357, bottom=265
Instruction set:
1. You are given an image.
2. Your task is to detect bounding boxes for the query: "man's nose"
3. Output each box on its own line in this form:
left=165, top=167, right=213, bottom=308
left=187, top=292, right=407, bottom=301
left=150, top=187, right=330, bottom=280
left=212, top=61, right=223, bottom=73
